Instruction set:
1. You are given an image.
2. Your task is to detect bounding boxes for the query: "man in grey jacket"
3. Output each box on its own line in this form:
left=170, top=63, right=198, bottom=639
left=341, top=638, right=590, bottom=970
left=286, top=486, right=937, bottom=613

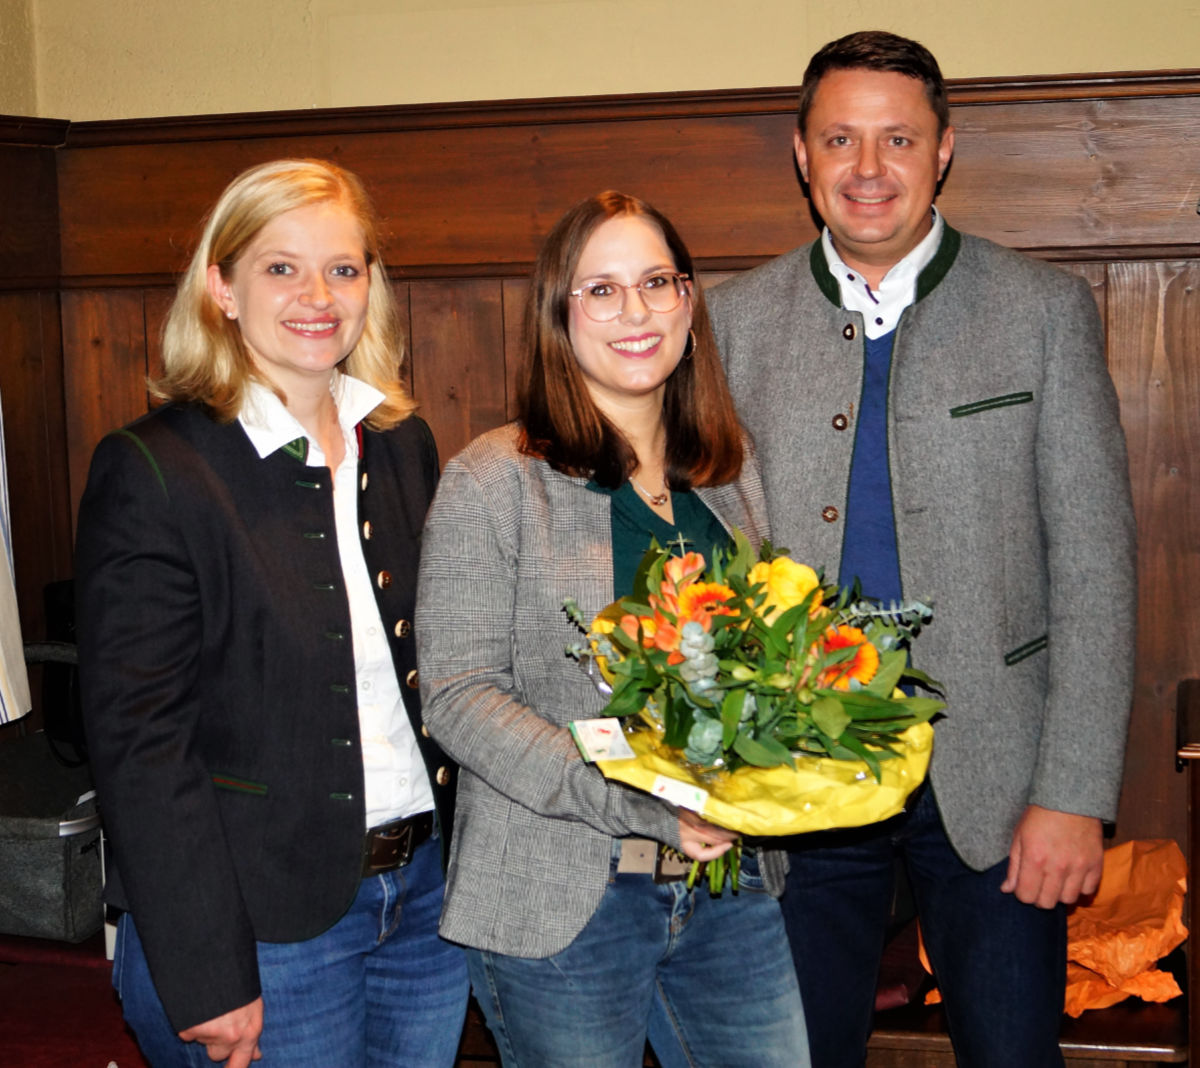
left=708, top=30, right=1136, bottom=1068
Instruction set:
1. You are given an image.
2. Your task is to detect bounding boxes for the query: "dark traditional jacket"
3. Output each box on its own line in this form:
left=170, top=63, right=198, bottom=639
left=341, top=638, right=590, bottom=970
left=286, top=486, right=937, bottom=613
left=76, top=402, right=451, bottom=1031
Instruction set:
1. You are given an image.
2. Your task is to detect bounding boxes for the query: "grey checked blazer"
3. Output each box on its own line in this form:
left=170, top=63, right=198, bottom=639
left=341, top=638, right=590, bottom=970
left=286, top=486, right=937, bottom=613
left=708, top=228, right=1137, bottom=871
left=416, top=424, right=779, bottom=957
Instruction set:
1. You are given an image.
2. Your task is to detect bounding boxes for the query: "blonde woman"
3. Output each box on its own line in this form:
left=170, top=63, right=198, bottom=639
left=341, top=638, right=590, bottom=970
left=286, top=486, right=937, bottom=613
left=77, top=159, right=467, bottom=1067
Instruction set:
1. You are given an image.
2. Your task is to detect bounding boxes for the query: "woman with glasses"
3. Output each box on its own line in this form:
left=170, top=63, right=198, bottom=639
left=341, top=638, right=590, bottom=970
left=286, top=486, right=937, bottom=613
left=415, top=191, right=809, bottom=1067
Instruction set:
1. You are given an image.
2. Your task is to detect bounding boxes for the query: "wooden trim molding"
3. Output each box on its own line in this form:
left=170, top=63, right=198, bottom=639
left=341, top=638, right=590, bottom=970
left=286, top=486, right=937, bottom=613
left=0, top=117, right=69, bottom=148
left=59, top=69, right=1200, bottom=147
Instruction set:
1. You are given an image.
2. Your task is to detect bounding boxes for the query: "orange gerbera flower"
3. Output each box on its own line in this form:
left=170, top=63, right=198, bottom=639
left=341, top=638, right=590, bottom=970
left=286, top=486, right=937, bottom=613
left=677, top=582, right=737, bottom=629
left=817, top=625, right=880, bottom=690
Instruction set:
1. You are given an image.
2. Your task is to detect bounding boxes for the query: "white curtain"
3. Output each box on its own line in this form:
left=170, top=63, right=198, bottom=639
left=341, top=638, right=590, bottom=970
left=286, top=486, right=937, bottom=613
left=0, top=391, right=30, bottom=723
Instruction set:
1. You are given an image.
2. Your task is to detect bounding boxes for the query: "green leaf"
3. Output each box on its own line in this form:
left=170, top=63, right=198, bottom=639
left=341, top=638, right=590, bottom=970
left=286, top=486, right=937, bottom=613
left=732, top=731, right=793, bottom=768
left=865, top=649, right=906, bottom=696
left=811, top=695, right=852, bottom=739
left=630, top=540, right=665, bottom=602
left=835, top=733, right=883, bottom=781
left=721, top=688, right=745, bottom=747
left=725, top=529, right=754, bottom=581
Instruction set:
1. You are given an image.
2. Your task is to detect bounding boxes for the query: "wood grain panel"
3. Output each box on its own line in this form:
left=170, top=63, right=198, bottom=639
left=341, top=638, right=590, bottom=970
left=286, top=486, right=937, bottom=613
left=0, top=144, right=61, bottom=286
left=0, top=291, right=72, bottom=638
left=142, top=286, right=174, bottom=385
left=61, top=289, right=150, bottom=527
left=940, top=96, right=1200, bottom=254
left=53, top=84, right=1200, bottom=283
left=1104, top=260, right=1200, bottom=850
left=409, top=279, right=507, bottom=465
left=501, top=278, right=528, bottom=424
left=392, top=280, right=414, bottom=397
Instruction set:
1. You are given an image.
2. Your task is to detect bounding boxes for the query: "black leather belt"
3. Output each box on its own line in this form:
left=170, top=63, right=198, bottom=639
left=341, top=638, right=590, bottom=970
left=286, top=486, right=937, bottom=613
left=361, top=811, right=434, bottom=875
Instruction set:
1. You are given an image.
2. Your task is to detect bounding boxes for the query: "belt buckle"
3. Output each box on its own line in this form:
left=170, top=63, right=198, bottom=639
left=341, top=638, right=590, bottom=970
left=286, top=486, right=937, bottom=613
left=364, top=817, right=416, bottom=875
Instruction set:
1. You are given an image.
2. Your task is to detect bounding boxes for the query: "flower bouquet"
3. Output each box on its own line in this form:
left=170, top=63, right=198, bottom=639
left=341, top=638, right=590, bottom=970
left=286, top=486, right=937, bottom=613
left=566, top=532, right=943, bottom=890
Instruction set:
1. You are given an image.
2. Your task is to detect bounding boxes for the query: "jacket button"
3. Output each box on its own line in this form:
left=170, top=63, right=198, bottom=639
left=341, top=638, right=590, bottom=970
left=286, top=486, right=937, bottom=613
left=362, top=520, right=373, bottom=540
left=421, top=724, right=430, bottom=738
left=405, top=669, right=419, bottom=689
left=377, top=570, right=392, bottom=589
left=821, top=505, right=839, bottom=523
left=842, top=324, right=856, bottom=341
left=361, top=472, right=369, bottom=491
left=436, top=766, right=450, bottom=786
left=832, top=413, right=849, bottom=431
left=395, top=619, right=412, bottom=638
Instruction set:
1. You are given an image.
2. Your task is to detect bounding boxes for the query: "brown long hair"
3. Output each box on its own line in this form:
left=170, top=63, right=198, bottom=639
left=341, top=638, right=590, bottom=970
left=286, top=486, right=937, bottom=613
left=517, top=190, right=743, bottom=490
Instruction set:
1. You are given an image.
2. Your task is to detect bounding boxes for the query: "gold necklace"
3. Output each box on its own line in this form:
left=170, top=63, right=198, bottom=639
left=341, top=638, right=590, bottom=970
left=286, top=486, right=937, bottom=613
left=630, top=474, right=668, bottom=507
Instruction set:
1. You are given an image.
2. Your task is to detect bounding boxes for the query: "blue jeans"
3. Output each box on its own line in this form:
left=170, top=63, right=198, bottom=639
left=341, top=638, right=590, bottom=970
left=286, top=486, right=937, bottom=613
left=780, top=785, right=1066, bottom=1068
left=113, top=835, right=469, bottom=1066
left=467, top=847, right=809, bottom=1068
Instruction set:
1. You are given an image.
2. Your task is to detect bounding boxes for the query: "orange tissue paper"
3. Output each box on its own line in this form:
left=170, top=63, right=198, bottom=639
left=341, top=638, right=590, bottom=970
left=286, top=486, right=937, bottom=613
left=919, top=838, right=1187, bottom=1015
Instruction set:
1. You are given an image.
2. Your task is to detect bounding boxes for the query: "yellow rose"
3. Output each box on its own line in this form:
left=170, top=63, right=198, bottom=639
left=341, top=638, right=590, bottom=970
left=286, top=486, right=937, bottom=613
left=747, top=558, right=822, bottom=623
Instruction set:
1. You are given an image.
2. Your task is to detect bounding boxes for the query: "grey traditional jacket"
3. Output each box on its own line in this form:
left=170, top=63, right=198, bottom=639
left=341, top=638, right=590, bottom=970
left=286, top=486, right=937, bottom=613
left=416, top=424, right=778, bottom=957
left=708, top=227, right=1137, bottom=871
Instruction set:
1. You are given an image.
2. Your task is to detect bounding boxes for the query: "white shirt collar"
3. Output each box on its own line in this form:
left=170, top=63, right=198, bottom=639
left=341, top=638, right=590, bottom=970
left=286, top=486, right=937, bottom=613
left=238, top=374, right=385, bottom=461
left=822, top=207, right=944, bottom=340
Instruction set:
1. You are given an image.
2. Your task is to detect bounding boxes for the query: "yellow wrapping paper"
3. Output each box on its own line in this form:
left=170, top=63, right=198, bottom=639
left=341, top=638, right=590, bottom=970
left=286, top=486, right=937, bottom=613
left=596, top=721, right=934, bottom=837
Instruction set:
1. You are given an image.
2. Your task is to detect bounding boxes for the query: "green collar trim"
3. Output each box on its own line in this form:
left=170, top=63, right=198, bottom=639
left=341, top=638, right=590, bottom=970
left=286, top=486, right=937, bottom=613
left=810, top=240, right=841, bottom=308
left=809, top=222, right=962, bottom=308
left=282, top=437, right=308, bottom=463
left=915, top=224, right=961, bottom=301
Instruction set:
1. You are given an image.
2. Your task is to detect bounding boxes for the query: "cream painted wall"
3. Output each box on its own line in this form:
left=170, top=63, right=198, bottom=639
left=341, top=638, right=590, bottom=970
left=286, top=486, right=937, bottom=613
left=0, top=0, right=37, bottom=117
left=20, top=0, right=1200, bottom=121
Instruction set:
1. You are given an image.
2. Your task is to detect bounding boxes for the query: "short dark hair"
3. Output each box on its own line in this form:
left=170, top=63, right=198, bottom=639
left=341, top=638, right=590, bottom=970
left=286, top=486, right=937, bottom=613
left=517, top=190, right=743, bottom=491
left=797, top=30, right=950, bottom=138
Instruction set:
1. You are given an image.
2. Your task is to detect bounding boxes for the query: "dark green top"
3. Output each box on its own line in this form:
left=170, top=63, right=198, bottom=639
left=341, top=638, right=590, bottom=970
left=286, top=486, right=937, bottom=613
left=589, top=480, right=730, bottom=599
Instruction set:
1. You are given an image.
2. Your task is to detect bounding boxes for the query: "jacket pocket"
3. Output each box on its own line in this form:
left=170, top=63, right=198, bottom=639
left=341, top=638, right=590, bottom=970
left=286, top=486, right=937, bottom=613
left=949, top=391, right=1034, bottom=418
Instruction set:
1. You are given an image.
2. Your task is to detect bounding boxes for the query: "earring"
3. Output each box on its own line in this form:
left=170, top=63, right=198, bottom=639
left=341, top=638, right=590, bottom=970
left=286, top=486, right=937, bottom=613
left=225, top=310, right=236, bottom=320
left=683, top=329, right=696, bottom=360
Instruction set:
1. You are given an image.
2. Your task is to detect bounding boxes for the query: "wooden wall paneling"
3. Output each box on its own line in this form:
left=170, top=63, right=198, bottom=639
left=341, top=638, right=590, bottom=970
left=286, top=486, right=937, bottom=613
left=408, top=279, right=507, bottom=464
left=0, top=291, right=72, bottom=640
left=0, top=122, right=67, bottom=285
left=61, top=289, right=150, bottom=527
left=142, top=286, right=174, bottom=385
left=1104, top=259, right=1200, bottom=851
left=501, top=278, right=528, bottom=423
left=940, top=96, right=1200, bottom=257
left=54, top=78, right=1200, bottom=285
left=391, top=280, right=414, bottom=396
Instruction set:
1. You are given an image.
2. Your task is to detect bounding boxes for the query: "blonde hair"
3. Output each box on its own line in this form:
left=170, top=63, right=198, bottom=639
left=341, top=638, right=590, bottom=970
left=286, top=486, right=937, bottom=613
left=155, top=158, right=415, bottom=428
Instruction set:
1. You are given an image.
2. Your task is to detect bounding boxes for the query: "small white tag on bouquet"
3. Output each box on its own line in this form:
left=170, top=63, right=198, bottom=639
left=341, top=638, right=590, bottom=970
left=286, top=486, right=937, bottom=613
left=570, top=718, right=636, bottom=762
left=650, top=775, right=709, bottom=813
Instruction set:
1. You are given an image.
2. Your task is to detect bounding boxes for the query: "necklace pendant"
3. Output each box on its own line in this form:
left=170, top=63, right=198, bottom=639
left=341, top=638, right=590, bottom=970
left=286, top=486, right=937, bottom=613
left=630, top=474, right=669, bottom=507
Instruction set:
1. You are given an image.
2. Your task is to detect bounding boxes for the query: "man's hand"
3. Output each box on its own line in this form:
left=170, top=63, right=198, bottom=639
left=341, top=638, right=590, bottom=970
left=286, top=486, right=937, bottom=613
left=677, top=808, right=738, bottom=862
left=178, top=997, right=263, bottom=1067
left=1001, top=804, right=1103, bottom=908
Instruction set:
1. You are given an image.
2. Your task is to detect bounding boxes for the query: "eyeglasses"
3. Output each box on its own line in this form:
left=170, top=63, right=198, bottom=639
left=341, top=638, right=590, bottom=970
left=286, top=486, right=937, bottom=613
left=568, top=272, right=690, bottom=322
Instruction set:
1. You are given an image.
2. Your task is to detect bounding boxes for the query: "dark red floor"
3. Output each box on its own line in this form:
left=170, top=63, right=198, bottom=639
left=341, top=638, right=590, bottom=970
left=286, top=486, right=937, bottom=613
left=0, top=929, right=149, bottom=1068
